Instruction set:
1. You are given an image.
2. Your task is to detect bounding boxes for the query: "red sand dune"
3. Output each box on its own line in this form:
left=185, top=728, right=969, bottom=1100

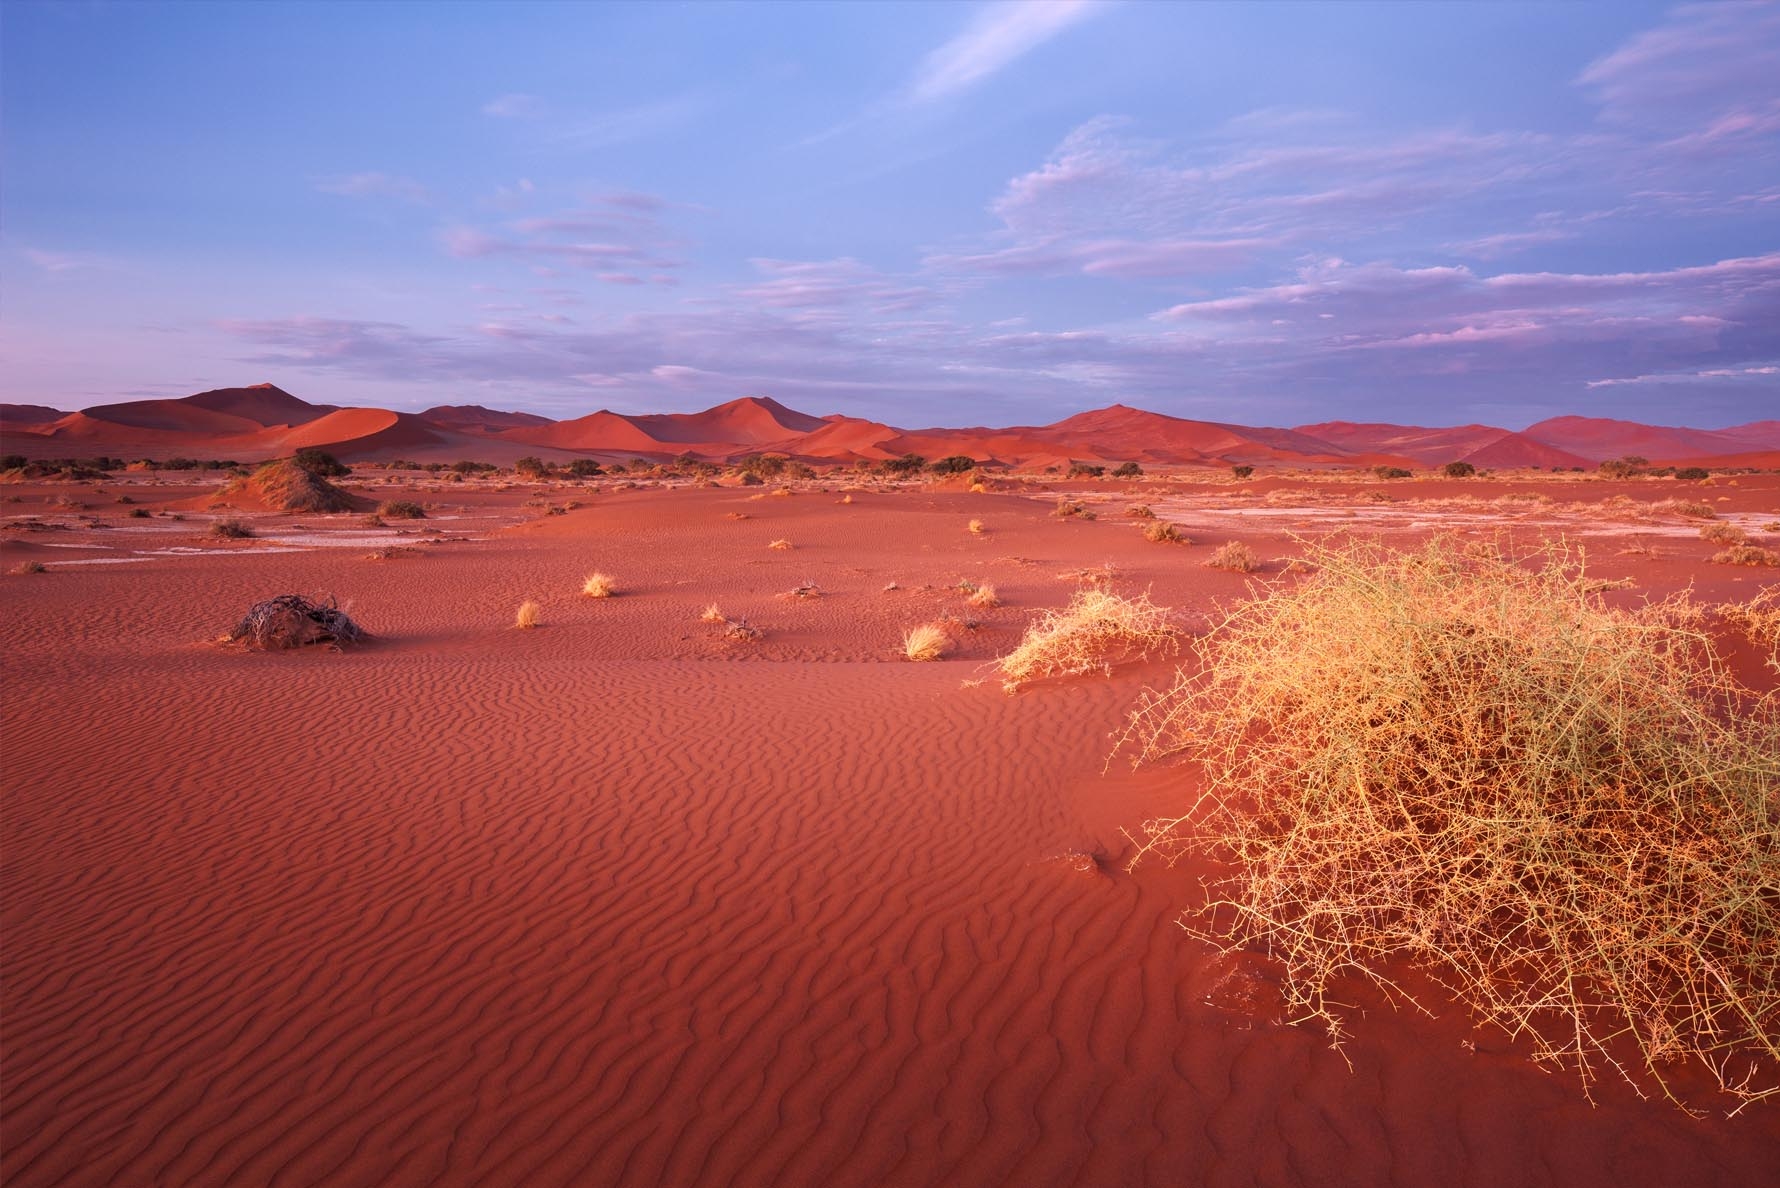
left=1296, top=421, right=1520, bottom=465
left=417, top=404, right=553, bottom=435
left=0, top=404, right=70, bottom=428
left=4, top=480, right=1777, bottom=1187
left=1520, top=415, right=1778, bottom=464
left=1457, top=430, right=1592, bottom=471
left=6, top=384, right=1779, bottom=474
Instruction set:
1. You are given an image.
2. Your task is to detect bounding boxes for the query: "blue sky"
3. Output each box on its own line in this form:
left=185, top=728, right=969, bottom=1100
left=3, top=0, right=1777, bottom=428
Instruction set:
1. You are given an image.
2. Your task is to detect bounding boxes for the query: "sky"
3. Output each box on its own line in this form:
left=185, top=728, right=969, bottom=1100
left=2, top=0, right=1777, bottom=429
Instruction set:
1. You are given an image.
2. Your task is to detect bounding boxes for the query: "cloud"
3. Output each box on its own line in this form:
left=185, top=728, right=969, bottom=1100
left=313, top=172, right=431, bottom=203
left=735, top=258, right=937, bottom=313
left=483, top=93, right=546, bottom=119
left=1585, top=364, right=1779, bottom=388
left=1579, top=2, right=1780, bottom=127
left=442, top=191, right=685, bottom=275
left=24, top=248, right=117, bottom=273
left=906, top=1, right=1106, bottom=105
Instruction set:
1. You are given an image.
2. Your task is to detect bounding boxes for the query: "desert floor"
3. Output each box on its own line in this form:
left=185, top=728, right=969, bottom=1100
left=4, top=470, right=1778, bottom=1187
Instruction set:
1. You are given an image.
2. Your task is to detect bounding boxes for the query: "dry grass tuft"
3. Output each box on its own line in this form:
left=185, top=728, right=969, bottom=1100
left=966, top=581, right=1001, bottom=608
left=210, top=517, right=254, bottom=539
left=1143, top=520, right=1186, bottom=545
left=1661, top=499, right=1719, bottom=520
left=723, top=618, right=762, bottom=642
left=1714, top=544, right=1780, bottom=567
left=701, top=602, right=728, bottom=623
left=968, top=518, right=986, bottom=535
left=767, top=538, right=792, bottom=550
left=1118, top=536, right=1780, bottom=1109
left=1054, top=499, right=1095, bottom=520
left=1701, top=522, right=1749, bottom=546
left=582, top=571, right=616, bottom=598
left=997, top=588, right=1175, bottom=692
left=514, top=600, right=541, bottom=630
left=11, top=560, right=47, bottom=575
left=903, top=622, right=952, bottom=662
left=1205, top=540, right=1256, bottom=572
left=1126, top=504, right=1156, bottom=519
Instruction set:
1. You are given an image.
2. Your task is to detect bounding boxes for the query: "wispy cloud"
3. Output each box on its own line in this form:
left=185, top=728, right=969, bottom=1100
left=906, top=1, right=1106, bottom=105
left=1586, top=364, right=1779, bottom=388
left=314, top=172, right=431, bottom=203
left=482, top=91, right=703, bottom=150
left=482, top=92, right=546, bottom=119
left=24, top=248, right=119, bottom=273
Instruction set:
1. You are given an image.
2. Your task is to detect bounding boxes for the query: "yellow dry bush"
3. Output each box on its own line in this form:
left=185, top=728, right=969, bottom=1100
left=997, top=588, right=1175, bottom=692
left=968, top=519, right=986, bottom=535
left=903, top=622, right=952, bottom=662
left=514, top=600, right=541, bottom=630
left=967, top=582, right=1000, bottom=608
left=581, top=571, right=616, bottom=598
left=1118, top=535, right=1780, bottom=1109
left=700, top=603, right=727, bottom=623
left=1205, top=540, right=1256, bottom=571
left=767, top=538, right=792, bottom=550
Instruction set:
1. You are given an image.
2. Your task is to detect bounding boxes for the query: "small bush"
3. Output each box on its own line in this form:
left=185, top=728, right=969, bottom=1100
left=700, top=603, right=727, bottom=623
left=967, top=519, right=985, bottom=535
left=1676, top=467, right=1711, bottom=481
left=11, top=560, right=47, bottom=575
left=378, top=500, right=426, bottom=519
left=1054, top=499, right=1094, bottom=520
left=880, top=454, right=926, bottom=477
left=1067, top=463, right=1106, bottom=479
left=1701, top=523, right=1749, bottom=546
left=1205, top=541, right=1256, bottom=572
left=903, top=622, right=952, bottom=662
left=1373, top=465, right=1412, bottom=480
left=1442, top=461, right=1477, bottom=478
left=1126, top=504, right=1155, bottom=519
left=1113, top=462, right=1143, bottom=478
left=997, top=589, right=1174, bottom=692
left=566, top=459, right=604, bottom=478
left=1713, top=545, right=1780, bottom=567
left=0, top=454, right=26, bottom=472
left=582, top=572, right=616, bottom=598
left=767, top=538, right=792, bottom=550
left=1118, top=536, right=1780, bottom=1107
left=1232, top=465, right=1254, bottom=480
left=966, top=582, right=1000, bottom=609
left=210, top=518, right=254, bottom=539
left=514, top=600, right=541, bottom=629
left=1665, top=500, right=1718, bottom=519
left=293, top=448, right=350, bottom=478
left=1143, top=521, right=1185, bottom=545
left=929, top=455, right=977, bottom=475
left=129, top=507, right=152, bottom=519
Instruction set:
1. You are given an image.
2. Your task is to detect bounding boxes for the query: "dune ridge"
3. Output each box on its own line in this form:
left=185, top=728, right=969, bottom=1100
left=4, top=384, right=1776, bottom=471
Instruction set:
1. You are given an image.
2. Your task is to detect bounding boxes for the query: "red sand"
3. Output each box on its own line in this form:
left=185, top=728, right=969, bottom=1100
left=4, top=471, right=1777, bottom=1187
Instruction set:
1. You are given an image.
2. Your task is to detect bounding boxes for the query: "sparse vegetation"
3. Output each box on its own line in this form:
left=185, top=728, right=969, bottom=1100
left=1067, top=463, right=1106, bottom=479
left=1714, top=545, right=1780, bottom=567
left=929, top=455, right=977, bottom=475
left=1054, top=499, right=1094, bottom=520
left=966, top=582, right=1000, bottom=608
left=378, top=500, right=426, bottom=519
left=1373, top=465, right=1412, bottom=480
left=210, top=517, right=254, bottom=539
left=902, top=622, right=952, bottom=662
left=1126, top=504, right=1155, bottom=519
left=582, top=572, right=616, bottom=598
left=1143, top=520, right=1185, bottom=544
left=1665, top=500, right=1719, bottom=520
left=1205, top=540, right=1256, bottom=572
left=292, top=448, right=350, bottom=478
left=514, top=600, right=541, bottom=629
left=1701, top=523, right=1749, bottom=546
left=1113, top=462, right=1143, bottom=478
left=1441, top=461, right=1477, bottom=478
left=700, top=602, right=727, bottom=623
left=997, top=588, right=1174, bottom=692
left=1676, top=467, right=1711, bottom=481
left=1117, top=536, right=1780, bottom=1108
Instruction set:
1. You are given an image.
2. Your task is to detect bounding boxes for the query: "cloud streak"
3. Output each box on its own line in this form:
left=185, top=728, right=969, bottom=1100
left=906, top=1, right=1105, bottom=105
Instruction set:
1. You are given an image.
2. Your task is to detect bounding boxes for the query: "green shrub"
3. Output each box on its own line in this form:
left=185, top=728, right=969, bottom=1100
left=1113, top=461, right=1143, bottom=478
left=292, top=448, right=350, bottom=477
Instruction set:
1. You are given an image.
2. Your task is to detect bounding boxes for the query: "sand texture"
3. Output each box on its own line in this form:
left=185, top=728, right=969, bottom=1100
left=5, top=475, right=1779, bottom=1187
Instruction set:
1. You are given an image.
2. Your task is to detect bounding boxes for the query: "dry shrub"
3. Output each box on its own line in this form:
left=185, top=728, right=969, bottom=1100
left=1054, top=499, right=1094, bottom=520
left=1715, top=545, right=1780, bottom=567
left=378, top=499, right=426, bottom=519
left=226, top=594, right=364, bottom=650
left=515, top=600, right=541, bottom=630
left=968, top=519, right=986, bottom=535
left=1126, top=504, right=1156, bottom=519
left=1143, top=520, right=1186, bottom=545
left=767, top=538, right=792, bottom=550
left=1717, top=587, right=1780, bottom=672
left=210, top=517, right=254, bottom=539
left=700, top=602, right=727, bottom=623
left=582, top=572, right=616, bottom=598
left=1205, top=540, right=1255, bottom=572
left=966, top=581, right=1000, bottom=608
left=903, top=622, right=952, bottom=662
left=1701, top=522, right=1749, bottom=546
left=1119, top=536, right=1780, bottom=1109
left=11, top=560, right=47, bottom=575
left=997, top=588, right=1175, bottom=692
left=221, top=458, right=365, bottom=513
left=723, top=619, right=762, bottom=642
left=1661, top=499, right=1719, bottom=520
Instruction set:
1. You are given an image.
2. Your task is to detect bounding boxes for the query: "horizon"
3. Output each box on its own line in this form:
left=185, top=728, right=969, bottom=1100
left=4, top=1, right=1778, bottom=430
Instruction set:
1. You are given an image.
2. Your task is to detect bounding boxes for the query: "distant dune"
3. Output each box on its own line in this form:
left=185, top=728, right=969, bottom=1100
left=3, top=383, right=1775, bottom=470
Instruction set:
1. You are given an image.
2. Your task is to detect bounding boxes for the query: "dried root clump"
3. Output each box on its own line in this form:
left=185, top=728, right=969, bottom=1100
left=1118, top=535, right=1780, bottom=1109
left=997, top=588, right=1175, bottom=692
left=226, top=594, right=365, bottom=650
